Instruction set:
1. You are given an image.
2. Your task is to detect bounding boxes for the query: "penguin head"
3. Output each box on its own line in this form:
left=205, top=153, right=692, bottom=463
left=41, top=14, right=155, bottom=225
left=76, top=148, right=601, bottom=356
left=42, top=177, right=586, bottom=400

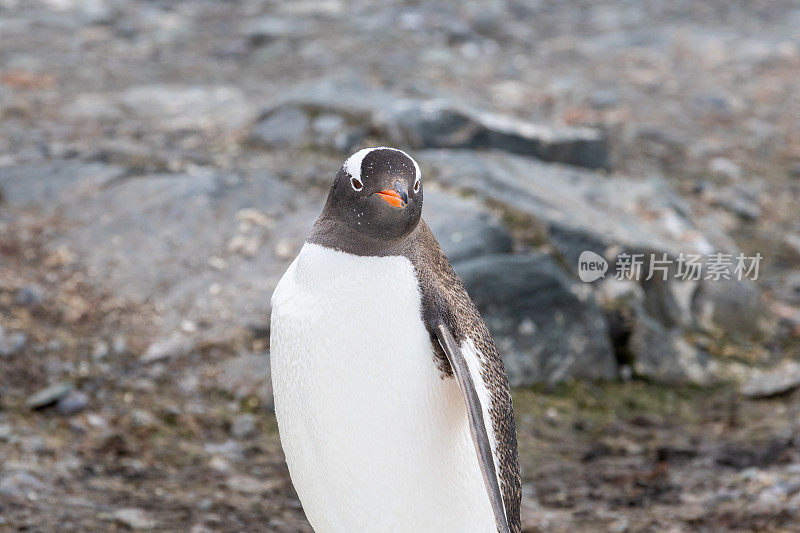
left=325, top=147, right=423, bottom=241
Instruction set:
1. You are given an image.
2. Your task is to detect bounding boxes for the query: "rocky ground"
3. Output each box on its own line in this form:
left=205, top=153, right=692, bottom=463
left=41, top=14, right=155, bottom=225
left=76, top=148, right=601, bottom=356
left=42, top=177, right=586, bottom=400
left=1, top=0, right=800, bottom=531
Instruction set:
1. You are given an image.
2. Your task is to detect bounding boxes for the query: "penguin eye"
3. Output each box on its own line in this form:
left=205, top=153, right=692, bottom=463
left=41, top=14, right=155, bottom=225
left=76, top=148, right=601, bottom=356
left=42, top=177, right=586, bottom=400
left=350, top=176, right=363, bottom=191
left=413, top=178, right=420, bottom=193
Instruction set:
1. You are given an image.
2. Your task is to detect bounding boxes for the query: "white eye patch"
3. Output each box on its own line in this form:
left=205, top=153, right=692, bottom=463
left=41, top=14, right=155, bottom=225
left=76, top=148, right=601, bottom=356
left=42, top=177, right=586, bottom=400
left=342, top=146, right=421, bottom=188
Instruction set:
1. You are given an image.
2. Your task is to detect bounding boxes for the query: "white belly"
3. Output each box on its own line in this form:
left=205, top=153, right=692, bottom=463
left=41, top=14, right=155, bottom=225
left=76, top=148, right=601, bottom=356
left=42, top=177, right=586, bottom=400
left=270, top=242, right=495, bottom=532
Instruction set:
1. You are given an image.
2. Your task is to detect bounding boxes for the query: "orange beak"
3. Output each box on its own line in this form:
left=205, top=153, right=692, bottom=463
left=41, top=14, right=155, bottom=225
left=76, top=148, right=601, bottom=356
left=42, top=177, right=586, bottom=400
left=375, top=189, right=406, bottom=208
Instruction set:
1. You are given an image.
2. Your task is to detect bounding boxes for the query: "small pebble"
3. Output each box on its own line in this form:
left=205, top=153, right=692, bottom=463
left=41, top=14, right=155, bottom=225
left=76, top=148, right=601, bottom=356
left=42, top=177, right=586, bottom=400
left=112, top=335, right=127, bottom=355
left=92, top=341, right=109, bottom=361
left=0, top=424, right=13, bottom=442
left=111, top=508, right=156, bottom=530
left=0, top=331, right=28, bottom=358
left=230, top=413, right=256, bottom=439
left=57, top=391, right=89, bottom=416
left=15, top=284, right=44, bottom=306
left=26, top=382, right=74, bottom=410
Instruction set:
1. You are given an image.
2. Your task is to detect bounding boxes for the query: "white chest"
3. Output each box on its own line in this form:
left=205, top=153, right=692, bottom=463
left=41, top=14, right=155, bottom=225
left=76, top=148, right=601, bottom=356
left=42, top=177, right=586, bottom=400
left=270, top=243, right=495, bottom=532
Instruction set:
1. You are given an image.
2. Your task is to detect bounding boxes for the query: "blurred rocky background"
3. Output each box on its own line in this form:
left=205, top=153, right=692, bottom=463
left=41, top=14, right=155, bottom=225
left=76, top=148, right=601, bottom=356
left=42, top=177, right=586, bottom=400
left=1, top=0, right=800, bottom=531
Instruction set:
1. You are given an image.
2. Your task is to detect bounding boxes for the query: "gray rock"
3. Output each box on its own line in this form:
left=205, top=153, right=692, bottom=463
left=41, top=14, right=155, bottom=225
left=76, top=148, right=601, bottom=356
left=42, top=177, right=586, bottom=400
left=454, top=253, right=617, bottom=385
left=225, top=474, right=277, bottom=495
left=783, top=234, right=800, bottom=259
left=691, top=93, right=733, bottom=117
left=26, top=382, right=74, bottom=410
left=118, top=85, right=251, bottom=132
left=57, top=391, right=89, bottom=416
left=41, top=168, right=304, bottom=337
left=268, top=78, right=609, bottom=168
left=708, top=157, right=742, bottom=181
left=15, top=284, right=44, bottom=306
left=0, top=161, right=125, bottom=208
left=243, top=16, right=312, bottom=45
left=704, top=184, right=761, bottom=221
left=91, top=140, right=170, bottom=173
left=178, top=371, right=200, bottom=395
left=268, top=77, right=396, bottom=124
left=417, top=149, right=725, bottom=269
left=589, top=89, right=619, bottom=109
left=110, top=508, right=156, bottom=530
left=423, top=190, right=512, bottom=263
left=693, top=279, right=772, bottom=339
left=249, top=101, right=366, bottom=153
left=217, top=352, right=272, bottom=409
left=204, top=440, right=244, bottom=460
left=230, top=413, right=256, bottom=439
left=141, top=334, right=195, bottom=363
left=25, top=436, right=48, bottom=455
left=633, top=125, right=687, bottom=169
left=772, top=271, right=800, bottom=307
left=0, top=470, right=45, bottom=498
left=311, top=113, right=346, bottom=137
left=112, top=336, right=128, bottom=355
left=64, top=93, right=124, bottom=122
left=376, top=99, right=483, bottom=150
left=0, top=328, right=28, bottom=358
left=628, top=309, right=715, bottom=384
left=310, top=113, right=367, bottom=152
left=46, top=340, right=63, bottom=352
left=790, top=162, right=800, bottom=180
left=77, top=0, right=116, bottom=26
left=641, top=272, right=698, bottom=330
left=478, top=112, right=609, bottom=170
left=376, top=99, right=610, bottom=169
left=131, top=409, right=157, bottom=429
left=92, top=341, right=110, bottom=361
left=249, top=105, right=310, bottom=148
left=741, top=361, right=800, bottom=398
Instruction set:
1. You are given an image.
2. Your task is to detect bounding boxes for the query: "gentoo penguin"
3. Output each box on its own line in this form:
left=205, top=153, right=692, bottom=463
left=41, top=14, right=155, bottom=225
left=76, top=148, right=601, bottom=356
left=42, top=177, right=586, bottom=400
left=270, top=147, right=521, bottom=532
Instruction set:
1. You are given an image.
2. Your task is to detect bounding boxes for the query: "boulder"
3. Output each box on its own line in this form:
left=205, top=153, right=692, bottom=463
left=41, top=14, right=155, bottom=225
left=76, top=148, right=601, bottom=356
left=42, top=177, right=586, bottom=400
left=741, top=361, right=800, bottom=398
left=423, top=190, right=512, bottom=263
left=702, top=183, right=762, bottom=221
left=377, top=100, right=610, bottom=169
left=692, top=279, right=773, bottom=339
left=43, top=168, right=312, bottom=338
left=249, top=104, right=366, bottom=152
left=454, top=253, right=617, bottom=385
left=0, top=162, right=125, bottom=208
left=628, top=308, right=716, bottom=384
left=417, top=149, right=726, bottom=270
left=249, top=105, right=310, bottom=148
left=257, top=78, right=609, bottom=168
left=117, top=85, right=251, bottom=132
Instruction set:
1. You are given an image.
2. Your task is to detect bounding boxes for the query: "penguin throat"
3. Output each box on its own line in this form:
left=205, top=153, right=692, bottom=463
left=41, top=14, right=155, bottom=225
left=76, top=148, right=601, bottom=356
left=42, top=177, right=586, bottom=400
left=307, top=212, right=418, bottom=258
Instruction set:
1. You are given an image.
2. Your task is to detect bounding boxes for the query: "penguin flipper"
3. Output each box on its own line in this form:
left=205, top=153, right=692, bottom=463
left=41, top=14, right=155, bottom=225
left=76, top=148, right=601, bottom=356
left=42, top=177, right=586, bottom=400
left=435, top=322, right=510, bottom=533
